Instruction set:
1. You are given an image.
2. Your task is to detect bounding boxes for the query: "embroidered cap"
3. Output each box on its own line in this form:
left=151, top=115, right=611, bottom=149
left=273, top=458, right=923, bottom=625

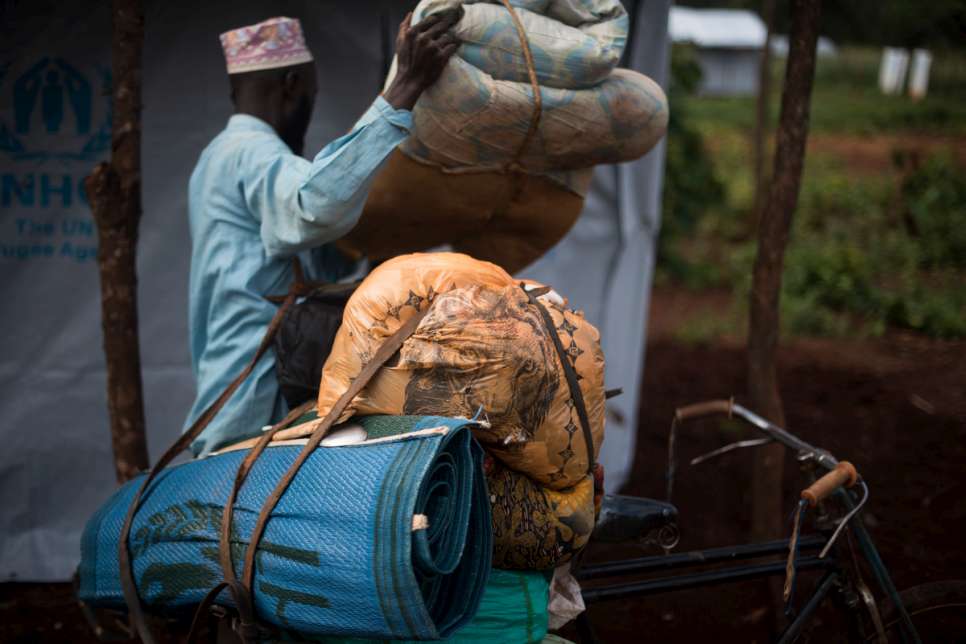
left=220, top=17, right=314, bottom=75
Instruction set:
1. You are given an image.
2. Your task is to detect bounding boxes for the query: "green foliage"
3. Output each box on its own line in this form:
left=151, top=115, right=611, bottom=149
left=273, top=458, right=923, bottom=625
left=776, top=152, right=966, bottom=338
left=687, top=48, right=966, bottom=136
left=898, top=152, right=966, bottom=268
left=659, top=46, right=726, bottom=282
left=656, top=43, right=966, bottom=339
left=673, top=310, right=744, bottom=345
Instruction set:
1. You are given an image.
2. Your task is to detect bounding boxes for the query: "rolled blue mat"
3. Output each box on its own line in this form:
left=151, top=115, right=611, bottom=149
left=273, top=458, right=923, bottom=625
left=78, top=416, right=492, bottom=640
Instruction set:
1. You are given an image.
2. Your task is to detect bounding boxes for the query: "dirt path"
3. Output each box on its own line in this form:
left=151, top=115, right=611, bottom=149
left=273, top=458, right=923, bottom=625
left=808, top=132, right=966, bottom=175
left=570, top=289, right=966, bottom=642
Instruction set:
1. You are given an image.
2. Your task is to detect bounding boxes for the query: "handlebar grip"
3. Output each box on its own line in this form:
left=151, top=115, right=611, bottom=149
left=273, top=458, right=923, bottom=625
left=801, top=461, right=859, bottom=507
left=675, top=399, right=733, bottom=422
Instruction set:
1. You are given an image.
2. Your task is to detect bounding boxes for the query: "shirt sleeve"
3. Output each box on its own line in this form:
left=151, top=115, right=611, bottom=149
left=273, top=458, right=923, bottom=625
left=240, top=96, right=412, bottom=258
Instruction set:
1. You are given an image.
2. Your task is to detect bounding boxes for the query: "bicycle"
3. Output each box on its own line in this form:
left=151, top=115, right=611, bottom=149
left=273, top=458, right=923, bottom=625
left=574, top=399, right=966, bottom=643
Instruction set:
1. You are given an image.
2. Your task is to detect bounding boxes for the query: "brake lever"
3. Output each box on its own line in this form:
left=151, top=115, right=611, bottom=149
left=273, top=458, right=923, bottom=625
left=689, top=437, right=775, bottom=466
left=819, top=480, right=869, bottom=559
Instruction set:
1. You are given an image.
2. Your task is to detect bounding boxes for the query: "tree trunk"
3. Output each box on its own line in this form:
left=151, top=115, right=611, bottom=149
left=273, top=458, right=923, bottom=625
left=85, top=0, right=148, bottom=484
left=751, top=0, right=776, bottom=224
left=748, top=0, right=822, bottom=541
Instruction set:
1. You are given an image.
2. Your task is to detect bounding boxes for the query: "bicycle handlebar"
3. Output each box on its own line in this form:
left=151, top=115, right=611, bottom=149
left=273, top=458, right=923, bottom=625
left=801, top=461, right=859, bottom=506
left=673, top=399, right=842, bottom=471
left=671, top=399, right=867, bottom=568
left=674, top=399, right=734, bottom=422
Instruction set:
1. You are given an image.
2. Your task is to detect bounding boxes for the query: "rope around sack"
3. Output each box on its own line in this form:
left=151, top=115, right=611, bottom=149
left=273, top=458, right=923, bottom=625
left=497, top=0, right=543, bottom=173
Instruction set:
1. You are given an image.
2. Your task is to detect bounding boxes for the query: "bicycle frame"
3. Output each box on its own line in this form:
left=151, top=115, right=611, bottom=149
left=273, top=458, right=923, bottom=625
left=575, top=534, right=841, bottom=643
left=575, top=528, right=907, bottom=643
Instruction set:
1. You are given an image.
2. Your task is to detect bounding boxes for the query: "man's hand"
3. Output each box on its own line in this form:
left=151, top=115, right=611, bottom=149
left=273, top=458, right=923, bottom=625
left=384, top=10, right=461, bottom=111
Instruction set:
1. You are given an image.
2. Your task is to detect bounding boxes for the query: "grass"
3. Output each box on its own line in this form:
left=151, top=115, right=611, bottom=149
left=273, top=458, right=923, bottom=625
left=658, top=46, right=966, bottom=342
left=687, top=47, right=966, bottom=136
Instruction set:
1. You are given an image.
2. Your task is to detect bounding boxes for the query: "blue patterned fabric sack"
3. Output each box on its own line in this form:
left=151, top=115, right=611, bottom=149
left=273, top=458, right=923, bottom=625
left=388, top=0, right=668, bottom=183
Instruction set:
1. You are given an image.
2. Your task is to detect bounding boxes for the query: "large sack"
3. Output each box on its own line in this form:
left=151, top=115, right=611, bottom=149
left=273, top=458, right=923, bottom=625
left=398, top=60, right=668, bottom=173
left=338, top=151, right=589, bottom=274
left=416, top=0, right=628, bottom=89
left=316, top=253, right=605, bottom=491
left=349, top=0, right=667, bottom=271
left=393, top=0, right=666, bottom=172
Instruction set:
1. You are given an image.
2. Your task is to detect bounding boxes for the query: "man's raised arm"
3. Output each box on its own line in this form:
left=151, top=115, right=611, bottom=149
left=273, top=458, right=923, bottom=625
left=244, top=11, right=460, bottom=258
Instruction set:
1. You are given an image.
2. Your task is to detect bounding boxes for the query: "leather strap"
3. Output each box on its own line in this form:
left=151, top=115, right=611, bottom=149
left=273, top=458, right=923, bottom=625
left=238, top=303, right=433, bottom=596
left=185, top=582, right=229, bottom=644
left=200, top=301, right=433, bottom=642
left=215, top=399, right=316, bottom=641
left=521, top=284, right=596, bottom=475
left=118, top=258, right=305, bottom=644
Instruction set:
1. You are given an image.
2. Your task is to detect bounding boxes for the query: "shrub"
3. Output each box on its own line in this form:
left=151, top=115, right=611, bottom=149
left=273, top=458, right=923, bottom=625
left=658, top=45, right=726, bottom=282
left=898, top=151, right=966, bottom=269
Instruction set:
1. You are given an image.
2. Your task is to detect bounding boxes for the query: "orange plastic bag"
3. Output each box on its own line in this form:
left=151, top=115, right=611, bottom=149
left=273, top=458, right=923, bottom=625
left=311, top=253, right=605, bottom=568
left=317, top=253, right=605, bottom=491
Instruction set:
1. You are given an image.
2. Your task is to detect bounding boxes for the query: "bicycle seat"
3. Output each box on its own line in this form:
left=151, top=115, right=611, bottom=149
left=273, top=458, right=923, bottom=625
left=592, top=495, right=679, bottom=544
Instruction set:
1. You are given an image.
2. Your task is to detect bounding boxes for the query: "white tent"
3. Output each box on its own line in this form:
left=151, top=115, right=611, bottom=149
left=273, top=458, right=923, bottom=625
left=669, top=6, right=766, bottom=96
left=0, top=0, right=670, bottom=580
left=670, top=6, right=766, bottom=49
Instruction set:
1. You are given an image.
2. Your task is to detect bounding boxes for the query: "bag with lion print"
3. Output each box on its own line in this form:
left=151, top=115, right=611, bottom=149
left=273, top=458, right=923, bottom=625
left=315, top=252, right=606, bottom=568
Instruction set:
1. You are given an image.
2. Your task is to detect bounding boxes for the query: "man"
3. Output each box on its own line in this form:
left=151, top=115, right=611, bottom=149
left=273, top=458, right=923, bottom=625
left=186, top=14, right=459, bottom=455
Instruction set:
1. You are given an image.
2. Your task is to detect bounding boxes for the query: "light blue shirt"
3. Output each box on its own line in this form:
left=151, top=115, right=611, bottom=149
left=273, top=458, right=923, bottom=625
left=185, top=97, right=412, bottom=455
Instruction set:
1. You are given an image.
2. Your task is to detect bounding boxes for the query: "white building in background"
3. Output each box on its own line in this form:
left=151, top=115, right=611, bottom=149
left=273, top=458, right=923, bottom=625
left=669, top=7, right=767, bottom=96
left=670, top=6, right=837, bottom=97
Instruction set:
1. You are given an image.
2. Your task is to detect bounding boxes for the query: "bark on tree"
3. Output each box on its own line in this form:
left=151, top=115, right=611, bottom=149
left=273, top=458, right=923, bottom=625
left=748, top=0, right=822, bottom=541
left=85, top=0, right=149, bottom=484
left=751, top=0, right=776, bottom=223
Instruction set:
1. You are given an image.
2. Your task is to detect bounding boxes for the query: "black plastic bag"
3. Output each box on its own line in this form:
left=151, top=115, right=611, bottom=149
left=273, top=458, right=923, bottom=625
left=274, top=283, right=357, bottom=408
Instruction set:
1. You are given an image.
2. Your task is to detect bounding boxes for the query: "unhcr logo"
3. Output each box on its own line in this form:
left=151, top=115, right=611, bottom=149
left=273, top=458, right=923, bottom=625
left=0, top=58, right=107, bottom=263
left=0, top=57, right=111, bottom=163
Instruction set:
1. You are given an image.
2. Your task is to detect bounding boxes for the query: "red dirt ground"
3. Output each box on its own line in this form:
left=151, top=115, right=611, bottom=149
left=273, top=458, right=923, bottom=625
left=807, top=132, right=966, bottom=176
left=569, top=287, right=966, bottom=642
left=2, top=288, right=964, bottom=643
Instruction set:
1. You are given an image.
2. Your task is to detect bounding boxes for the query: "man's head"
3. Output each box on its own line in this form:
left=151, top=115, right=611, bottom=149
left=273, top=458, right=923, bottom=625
left=220, top=17, right=317, bottom=155
left=228, top=62, right=317, bottom=155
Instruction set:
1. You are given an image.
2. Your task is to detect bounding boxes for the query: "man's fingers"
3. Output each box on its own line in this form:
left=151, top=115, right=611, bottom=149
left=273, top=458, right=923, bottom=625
left=433, top=30, right=460, bottom=45
left=438, top=41, right=460, bottom=58
left=421, top=22, right=450, bottom=42
left=417, top=9, right=458, bottom=38
left=396, top=12, right=413, bottom=50
left=398, top=12, right=413, bottom=41
left=437, top=7, right=462, bottom=27
left=413, top=13, right=442, bottom=32
left=433, top=41, right=460, bottom=68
